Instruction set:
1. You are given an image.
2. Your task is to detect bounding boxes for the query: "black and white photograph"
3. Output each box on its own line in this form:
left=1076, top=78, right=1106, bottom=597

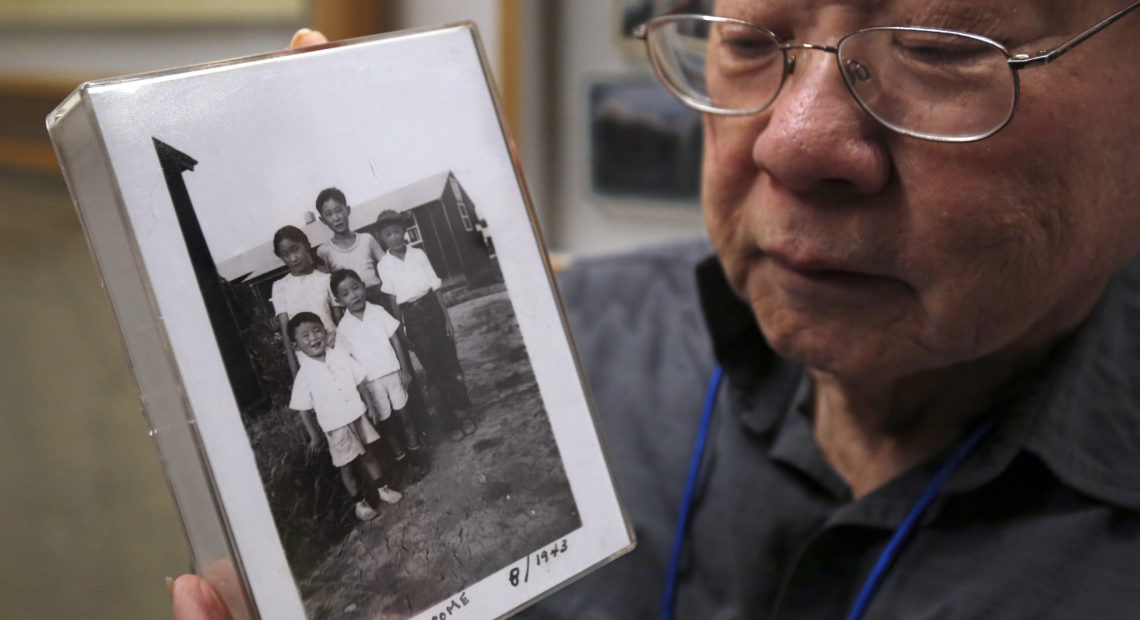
left=589, top=78, right=702, bottom=203
left=52, top=25, right=632, bottom=619
left=158, top=150, right=579, bottom=616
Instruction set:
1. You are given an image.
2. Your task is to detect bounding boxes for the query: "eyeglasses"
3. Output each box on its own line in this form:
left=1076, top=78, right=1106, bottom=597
left=634, top=3, right=1140, bottom=142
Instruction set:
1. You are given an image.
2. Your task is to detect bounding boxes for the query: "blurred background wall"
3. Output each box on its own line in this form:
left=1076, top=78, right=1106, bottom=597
left=0, top=1, right=704, bottom=617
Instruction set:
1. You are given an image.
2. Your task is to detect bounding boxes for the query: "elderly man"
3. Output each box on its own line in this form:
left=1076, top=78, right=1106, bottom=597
left=175, top=2, right=1140, bottom=618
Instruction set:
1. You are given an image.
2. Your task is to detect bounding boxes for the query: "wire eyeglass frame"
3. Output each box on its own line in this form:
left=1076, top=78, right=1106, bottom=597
left=633, top=1, right=1140, bottom=142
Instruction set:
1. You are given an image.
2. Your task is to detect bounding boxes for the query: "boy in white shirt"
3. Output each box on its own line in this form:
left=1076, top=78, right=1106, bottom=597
left=331, top=269, right=429, bottom=479
left=374, top=210, right=475, bottom=441
left=287, top=312, right=402, bottom=521
left=314, top=188, right=386, bottom=305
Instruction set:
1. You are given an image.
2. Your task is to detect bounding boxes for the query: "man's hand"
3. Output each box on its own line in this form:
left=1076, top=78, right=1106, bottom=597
left=170, top=575, right=233, bottom=620
left=289, top=28, right=329, bottom=49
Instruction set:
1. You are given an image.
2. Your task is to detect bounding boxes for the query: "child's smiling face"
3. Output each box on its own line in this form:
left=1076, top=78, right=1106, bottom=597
left=293, top=321, right=328, bottom=358
left=378, top=225, right=406, bottom=252
left=318, top=199, right=352, bottom=235
left=275, top=237, right=314, bottom=275
left=334, top=276, right=368, bottom=313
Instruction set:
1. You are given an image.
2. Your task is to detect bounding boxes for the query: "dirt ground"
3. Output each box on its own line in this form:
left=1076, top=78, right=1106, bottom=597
left=290, top=288, right=581, bottom=619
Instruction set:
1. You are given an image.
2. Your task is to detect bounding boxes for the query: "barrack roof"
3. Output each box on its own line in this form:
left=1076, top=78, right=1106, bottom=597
left=217, top=170, right=452, bottom=282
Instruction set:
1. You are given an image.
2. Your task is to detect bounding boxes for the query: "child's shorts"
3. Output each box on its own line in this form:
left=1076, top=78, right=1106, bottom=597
left=365, top=372, right=410, bottom=421
left=325, top=415, right=380, bottom=467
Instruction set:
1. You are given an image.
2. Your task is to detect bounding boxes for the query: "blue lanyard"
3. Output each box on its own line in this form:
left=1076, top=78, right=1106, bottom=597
left=845, top=414, right=997, bottom=620
left=660, top=364, right=723, bottom=620
left=660, top=364, right=998, bottom=620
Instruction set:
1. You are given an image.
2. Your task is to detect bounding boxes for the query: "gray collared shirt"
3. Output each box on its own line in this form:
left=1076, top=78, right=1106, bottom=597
left=525, top=239, right=1140, bottom=619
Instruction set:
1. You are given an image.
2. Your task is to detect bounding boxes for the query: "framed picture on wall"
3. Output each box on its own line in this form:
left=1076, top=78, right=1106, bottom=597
left=589, top=76, right=702, bottom=205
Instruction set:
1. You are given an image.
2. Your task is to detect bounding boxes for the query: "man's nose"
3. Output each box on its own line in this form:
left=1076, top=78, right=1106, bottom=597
left=751, top=49, right=890, bottom=195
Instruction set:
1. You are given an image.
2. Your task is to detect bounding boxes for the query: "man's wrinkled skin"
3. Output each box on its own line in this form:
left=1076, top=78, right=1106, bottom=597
left=705, top=0, right=1140, bottom=496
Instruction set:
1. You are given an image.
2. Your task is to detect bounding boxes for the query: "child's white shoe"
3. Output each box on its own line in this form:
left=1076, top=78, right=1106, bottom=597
left=377, top=486, right=403, bottom=504
left=354, top=499, right=380, bottom=521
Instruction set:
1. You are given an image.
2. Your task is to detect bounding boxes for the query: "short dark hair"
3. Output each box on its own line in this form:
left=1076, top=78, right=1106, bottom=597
left=286, top=311, right=324, bottom=341
left=329, top=269, right=363, bottom=298
left=272, top=225, right=312, bottom=257
left=315, top=187, right=347, bottom=216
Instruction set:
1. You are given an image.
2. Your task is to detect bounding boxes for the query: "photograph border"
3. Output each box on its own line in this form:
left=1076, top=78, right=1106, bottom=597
left=52, top=23, right=633, bottom=619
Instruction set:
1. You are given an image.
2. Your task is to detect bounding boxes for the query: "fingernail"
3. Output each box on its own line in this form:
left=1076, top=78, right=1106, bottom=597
left=290, top=28, right=315, bottom=48
left=165, top=576, right=175, bottom=598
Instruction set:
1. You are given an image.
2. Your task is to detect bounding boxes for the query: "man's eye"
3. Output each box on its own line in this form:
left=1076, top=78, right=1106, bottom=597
left=902, top=44, right=986, bottom=63
left=720, top=32, right=780, bottom=60
left=892, top=33, right=993, bottom=66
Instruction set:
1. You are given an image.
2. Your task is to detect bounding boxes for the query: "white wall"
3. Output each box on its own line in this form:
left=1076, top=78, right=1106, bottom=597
left=544, top=0, right=705, bottom=256
left=391, top=0, right=500, bottom=75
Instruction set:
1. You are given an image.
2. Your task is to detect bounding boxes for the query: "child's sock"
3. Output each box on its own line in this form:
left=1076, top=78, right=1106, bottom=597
left=393, top=407, right=422, bottom=452
left=362, top=486, right=383, bottom=510
left=379, top=416, right=408, bottom=461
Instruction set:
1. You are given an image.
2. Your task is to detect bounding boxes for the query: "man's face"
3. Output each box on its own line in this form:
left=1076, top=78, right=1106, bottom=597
left=293, top=321, right=328, bottom=358
left=703, top=0, right=1140, bottom=384
left=319, top=199, right=351, bottom=234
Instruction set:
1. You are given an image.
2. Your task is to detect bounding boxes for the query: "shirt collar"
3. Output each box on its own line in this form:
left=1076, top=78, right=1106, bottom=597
left=341, top=305, right=372, bottom=325
left=1013, top=254, right=1140, bottom=509
left=296, top=350, right=326, bottom=370
left=384, top=247, right=412, bottom=261
left=696, top=251, right=1140, bottom=511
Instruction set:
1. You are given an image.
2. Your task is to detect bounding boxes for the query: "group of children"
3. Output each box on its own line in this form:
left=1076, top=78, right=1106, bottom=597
left=269, top=188, right=474, bottom=522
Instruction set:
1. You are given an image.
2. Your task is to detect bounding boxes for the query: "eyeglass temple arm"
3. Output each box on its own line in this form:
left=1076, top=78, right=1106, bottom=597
left=1011, top=0, right=1140, bottom=68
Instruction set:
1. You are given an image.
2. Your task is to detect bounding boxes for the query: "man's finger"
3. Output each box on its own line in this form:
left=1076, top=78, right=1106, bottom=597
left=171, top=574, right=234, bottom=620
left=290, top=28, right=330, bottom=49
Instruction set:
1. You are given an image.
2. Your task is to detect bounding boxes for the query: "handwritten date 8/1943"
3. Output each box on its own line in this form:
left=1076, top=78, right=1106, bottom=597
left=509, top=538, right=569, bottom=586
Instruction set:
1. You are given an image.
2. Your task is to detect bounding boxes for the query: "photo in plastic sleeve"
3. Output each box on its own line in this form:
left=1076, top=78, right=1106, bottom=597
left=65, top=27, right=632, bottom=619
left=128, top=32, right=582, bottom=619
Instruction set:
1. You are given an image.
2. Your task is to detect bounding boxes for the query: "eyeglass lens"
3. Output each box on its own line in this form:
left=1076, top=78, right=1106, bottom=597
left=647, top=18, right=1019, bottom=141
